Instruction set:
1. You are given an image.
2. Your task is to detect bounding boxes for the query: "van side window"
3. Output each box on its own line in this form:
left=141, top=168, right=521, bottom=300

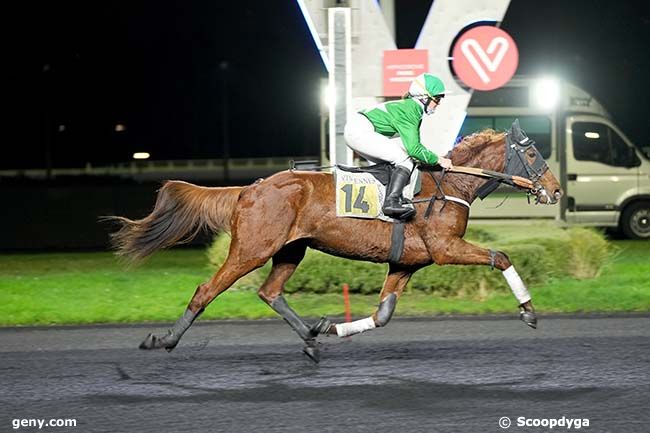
left=459, top=116, right=552, bottom=158
left=572, top=122, right=640, bottom=167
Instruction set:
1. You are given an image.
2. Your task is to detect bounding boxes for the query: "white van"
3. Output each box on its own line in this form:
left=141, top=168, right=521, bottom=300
left=462, top=76, right=650, bottom=239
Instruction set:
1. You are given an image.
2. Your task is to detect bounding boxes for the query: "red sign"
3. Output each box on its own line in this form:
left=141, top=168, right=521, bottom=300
left=383, top=49, right=428, bottom=96
left=452, top=26, right=518, bottom=91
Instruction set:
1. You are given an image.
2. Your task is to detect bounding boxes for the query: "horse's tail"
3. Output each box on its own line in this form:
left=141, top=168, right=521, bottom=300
left=105, top=180, right=242, bottom=263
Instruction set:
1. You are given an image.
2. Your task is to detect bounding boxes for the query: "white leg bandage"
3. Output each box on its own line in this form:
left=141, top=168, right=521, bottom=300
left=335, top=317, right=376, bottom=337
left=502, top=265, right=531, bottom=304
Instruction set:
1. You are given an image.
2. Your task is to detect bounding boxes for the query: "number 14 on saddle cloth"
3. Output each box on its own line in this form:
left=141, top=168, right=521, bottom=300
left=334, top=168, right=420, bottom=222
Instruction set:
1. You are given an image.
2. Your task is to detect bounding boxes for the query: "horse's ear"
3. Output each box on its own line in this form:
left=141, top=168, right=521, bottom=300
left=509, top=118, right=528, bottom=142
left=511, top=118, right=520, bottom=131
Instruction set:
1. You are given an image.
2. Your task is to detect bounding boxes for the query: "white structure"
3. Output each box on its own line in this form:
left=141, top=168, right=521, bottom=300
left=297, top=0, right=513, bottom=164
left=327, top=8, right=354, bottom=166
left=416, top=0, right=511, bottom=155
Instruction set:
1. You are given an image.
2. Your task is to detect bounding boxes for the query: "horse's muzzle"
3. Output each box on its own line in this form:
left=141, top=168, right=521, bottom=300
left=534, top=188, right=562, bottom=205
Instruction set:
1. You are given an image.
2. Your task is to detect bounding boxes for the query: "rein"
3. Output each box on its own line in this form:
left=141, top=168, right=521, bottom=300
left=410, top=171, right=471, bottom=219
left=411, top=164, right=535, bottom=217
left=450, top=128, right=549, bottom=203
left=448, top=166, right=534, bottom=190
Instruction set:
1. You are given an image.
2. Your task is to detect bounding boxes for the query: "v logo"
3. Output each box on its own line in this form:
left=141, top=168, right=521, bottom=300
left=460, top=37, right=510, bottom=84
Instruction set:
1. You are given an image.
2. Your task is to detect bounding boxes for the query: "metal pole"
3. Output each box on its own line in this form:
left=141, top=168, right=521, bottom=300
left=328, top=8, right=353, bottom=167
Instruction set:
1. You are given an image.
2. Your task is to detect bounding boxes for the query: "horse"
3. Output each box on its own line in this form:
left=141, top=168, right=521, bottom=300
left=106, top=120, right=562, bottom=363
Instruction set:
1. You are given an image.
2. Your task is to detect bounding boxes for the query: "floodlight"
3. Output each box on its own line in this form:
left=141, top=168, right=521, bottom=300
left=533, top=78, right=560, bottom=110
left=322, top=83, right=336, bottom=109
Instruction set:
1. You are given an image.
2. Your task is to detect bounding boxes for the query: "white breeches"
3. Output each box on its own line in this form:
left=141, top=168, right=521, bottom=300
left=344, top=113, right=415, bottom=171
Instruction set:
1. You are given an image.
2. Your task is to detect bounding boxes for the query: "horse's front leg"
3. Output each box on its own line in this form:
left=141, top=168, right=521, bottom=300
left=430, top=237, right=537, bottom=328
left=313, top=265, right=414, bottom=338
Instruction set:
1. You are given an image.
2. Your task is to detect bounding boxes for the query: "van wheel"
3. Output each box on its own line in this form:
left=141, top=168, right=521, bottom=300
left=620, top=201, right=650, bottom=239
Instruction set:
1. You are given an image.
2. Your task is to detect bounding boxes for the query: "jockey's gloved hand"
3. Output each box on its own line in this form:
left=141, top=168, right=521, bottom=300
left=437, top=157, right=453, bottom=170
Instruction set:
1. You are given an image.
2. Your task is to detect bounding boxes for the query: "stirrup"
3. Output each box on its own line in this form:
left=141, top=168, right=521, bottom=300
left=383, top=204, right=415, bottom=220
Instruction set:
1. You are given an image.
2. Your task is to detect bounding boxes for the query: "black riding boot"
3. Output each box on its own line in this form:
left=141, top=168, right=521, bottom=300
left=382, top=166, right=415, bottom=220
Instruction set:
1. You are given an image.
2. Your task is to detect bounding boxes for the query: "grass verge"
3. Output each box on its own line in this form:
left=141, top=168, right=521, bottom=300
left=206, top=224, right=612, bottom=295
left=0, top=240, right=648, bottom=326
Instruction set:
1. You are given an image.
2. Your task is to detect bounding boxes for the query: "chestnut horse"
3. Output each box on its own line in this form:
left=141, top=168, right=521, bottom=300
left=108, top=122, right=562, bottom=362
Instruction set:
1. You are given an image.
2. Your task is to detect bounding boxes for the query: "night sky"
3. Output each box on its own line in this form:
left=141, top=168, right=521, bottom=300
left=3, top=0, right=650, bottom=170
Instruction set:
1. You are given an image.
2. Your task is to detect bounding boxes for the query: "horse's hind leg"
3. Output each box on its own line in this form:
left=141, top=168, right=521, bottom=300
left=139, top=239, right=273, bottom=351
left=313, top=265, right=414, bottom=338
left=256, top=242, right=323, bottom=361
left=140, top=176, right=307, bottom=351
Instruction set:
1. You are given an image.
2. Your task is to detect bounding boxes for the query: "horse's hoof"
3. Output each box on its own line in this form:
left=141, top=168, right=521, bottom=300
left=302, top=341, right=320, bottom=363
left=139, top=333, right=177, bottom=350
left=520, top=310, right=537, bottom=329
left=309, top=317, right=332, bottom=337
left=139, top=333, right=157, bottom=350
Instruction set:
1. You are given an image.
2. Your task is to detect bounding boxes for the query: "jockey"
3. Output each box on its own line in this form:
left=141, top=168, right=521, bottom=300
left=344, top=73, right=454, bottom=219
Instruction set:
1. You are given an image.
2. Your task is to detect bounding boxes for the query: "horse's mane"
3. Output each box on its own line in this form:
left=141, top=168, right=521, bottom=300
left=450, top=129, right=506, bottom=166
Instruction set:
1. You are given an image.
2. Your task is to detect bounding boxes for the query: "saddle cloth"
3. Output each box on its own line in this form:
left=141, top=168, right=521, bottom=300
left=334, top=164, right=421, bottom=222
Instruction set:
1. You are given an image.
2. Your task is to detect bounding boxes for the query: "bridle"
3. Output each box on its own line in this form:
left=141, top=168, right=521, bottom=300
left=505, top=134, right=549, bottom=186
left=475, top=131, right=551, bottom=204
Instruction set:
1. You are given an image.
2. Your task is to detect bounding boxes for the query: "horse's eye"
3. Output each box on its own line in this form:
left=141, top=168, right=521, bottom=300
left=527, top=151, right=536, bottom=158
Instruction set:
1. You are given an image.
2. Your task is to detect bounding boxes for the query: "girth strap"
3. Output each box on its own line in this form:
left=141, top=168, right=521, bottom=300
left=388, top=222, right=405, bottom=264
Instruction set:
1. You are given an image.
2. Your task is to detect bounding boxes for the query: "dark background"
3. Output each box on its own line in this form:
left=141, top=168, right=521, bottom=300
left=2, top=0, right=649, bottom=170
left=1, top=0, right=649, bottom=250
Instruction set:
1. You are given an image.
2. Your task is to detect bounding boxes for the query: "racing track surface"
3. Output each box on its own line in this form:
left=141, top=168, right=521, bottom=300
left=1, top=316, right=649, bottom=433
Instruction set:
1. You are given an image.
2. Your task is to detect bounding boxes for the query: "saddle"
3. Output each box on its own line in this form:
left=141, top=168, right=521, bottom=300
left=333, top=163, right=422, bottom=264
left=334, top=163, right=421, bottom=222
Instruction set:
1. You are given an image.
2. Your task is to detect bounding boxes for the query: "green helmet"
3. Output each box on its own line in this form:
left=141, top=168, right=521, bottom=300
left=409, top=73, right=446, bottom=98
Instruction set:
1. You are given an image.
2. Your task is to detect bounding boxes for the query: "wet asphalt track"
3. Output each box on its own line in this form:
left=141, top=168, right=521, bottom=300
left=1, top=316, right=649, bottom=433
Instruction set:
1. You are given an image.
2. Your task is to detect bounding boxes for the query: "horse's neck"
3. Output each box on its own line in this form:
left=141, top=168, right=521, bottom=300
left=429, top=140, right=505, bottom=203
